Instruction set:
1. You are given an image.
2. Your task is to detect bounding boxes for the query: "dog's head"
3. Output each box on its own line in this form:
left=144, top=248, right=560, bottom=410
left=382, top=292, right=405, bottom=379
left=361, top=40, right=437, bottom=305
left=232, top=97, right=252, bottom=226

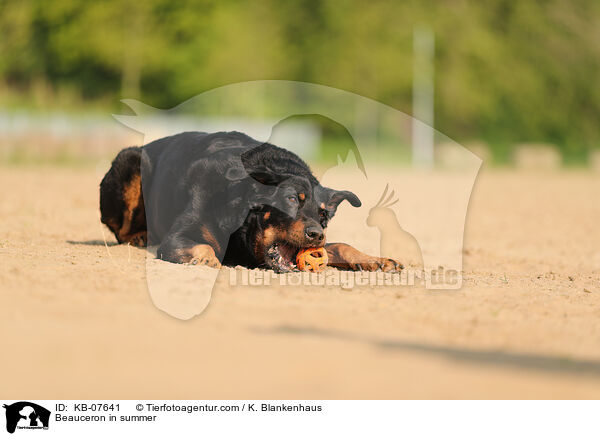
left=243, top=166, right=361, bottom=272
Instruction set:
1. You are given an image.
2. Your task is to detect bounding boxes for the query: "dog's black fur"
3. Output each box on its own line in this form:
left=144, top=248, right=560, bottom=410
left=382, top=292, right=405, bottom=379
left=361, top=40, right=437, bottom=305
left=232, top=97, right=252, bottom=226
left=100, top=131, right=402, bottom=272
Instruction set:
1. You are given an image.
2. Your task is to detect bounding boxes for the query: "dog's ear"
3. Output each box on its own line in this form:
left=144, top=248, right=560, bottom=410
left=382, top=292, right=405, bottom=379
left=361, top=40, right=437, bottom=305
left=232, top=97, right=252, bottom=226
left=247, top=166, right=289, bottom=186
left=329, top=190, right=361, bottom=208
left=316, top=187, right=361, bottom=218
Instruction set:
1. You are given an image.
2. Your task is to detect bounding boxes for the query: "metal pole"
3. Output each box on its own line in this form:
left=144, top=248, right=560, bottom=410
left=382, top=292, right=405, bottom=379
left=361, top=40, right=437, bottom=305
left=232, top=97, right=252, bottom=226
left=412, top=25, right=435, bottom=168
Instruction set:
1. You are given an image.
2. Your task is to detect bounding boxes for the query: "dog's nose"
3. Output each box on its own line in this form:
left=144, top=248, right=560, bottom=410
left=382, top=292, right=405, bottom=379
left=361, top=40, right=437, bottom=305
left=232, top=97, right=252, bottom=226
left=305, top=226, right=324, bottom=243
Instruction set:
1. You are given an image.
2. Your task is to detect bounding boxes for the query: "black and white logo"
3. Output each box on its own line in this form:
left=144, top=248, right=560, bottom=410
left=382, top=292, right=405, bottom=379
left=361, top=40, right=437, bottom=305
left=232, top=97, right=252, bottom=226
left=3, top=402, right=50, bottom=434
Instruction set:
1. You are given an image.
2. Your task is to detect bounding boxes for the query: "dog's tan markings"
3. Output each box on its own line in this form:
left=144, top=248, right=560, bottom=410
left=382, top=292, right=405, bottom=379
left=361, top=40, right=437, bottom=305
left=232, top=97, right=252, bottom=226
left=253, top=225, right=277, bottom=260
left=287, top=220, right=306, bottom=246
left=325, top=243, right=403, bottom=272
left=298, top=193, right=305, bottom=201
left=200, top=226, right=221, bottom=254
left=262, top=226, right=281, bottom=248
left=177, top=244, right=221, bottom=267
left=118, top=173, right=143, bottom=240
left=290, top=220, right=304, bottom=233
left=263, top=211, right=271, bottom=220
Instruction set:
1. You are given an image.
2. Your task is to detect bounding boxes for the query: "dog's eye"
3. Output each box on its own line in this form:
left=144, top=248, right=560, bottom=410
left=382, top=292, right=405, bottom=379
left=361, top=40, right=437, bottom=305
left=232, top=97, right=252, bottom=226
left=288, top=195, right=298, bottom=203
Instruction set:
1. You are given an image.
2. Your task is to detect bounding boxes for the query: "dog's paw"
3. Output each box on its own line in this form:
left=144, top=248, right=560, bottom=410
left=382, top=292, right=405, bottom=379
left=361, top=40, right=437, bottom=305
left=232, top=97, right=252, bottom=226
left=190, top=255, right=221, bottom=268
left=348, top=256, right=404, bottom=272
left=378, top=257, right=404, bottom=272
left=128, top=232, right=147, bottom=247
left=187, top=244, right=222, bottom=268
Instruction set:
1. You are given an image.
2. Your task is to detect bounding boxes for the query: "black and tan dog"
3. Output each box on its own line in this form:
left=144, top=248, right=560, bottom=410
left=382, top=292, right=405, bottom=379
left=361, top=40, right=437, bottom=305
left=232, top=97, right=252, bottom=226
left=100, top=131, right=402, bottom=272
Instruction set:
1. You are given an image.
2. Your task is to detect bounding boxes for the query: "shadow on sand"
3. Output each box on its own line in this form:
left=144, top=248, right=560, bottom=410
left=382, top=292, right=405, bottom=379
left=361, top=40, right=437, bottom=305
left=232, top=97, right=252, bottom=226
left=252, top=325, right=600, bottom=377
left=66, top=240, right=118, bottom=247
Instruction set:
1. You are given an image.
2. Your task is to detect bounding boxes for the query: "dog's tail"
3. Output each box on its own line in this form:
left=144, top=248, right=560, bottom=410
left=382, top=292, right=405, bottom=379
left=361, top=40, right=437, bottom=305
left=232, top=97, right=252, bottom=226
left=100, top=147, right=147, bottom=246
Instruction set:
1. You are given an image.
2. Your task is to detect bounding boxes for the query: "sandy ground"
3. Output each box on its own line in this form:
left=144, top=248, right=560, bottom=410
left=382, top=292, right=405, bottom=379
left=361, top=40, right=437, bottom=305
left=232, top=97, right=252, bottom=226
left=1, top=165, right=600, bottom=399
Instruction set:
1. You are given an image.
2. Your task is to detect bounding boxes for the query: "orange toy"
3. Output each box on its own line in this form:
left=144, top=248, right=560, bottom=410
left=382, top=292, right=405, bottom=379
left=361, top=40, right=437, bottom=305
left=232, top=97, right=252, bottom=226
left=296, top=247, right=328, bottom=272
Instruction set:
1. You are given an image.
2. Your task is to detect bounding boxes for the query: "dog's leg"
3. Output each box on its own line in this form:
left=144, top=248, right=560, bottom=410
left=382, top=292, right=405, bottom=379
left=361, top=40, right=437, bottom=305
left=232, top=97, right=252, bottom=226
left=154, top=183, right=235, bottom=267
left=157, top=212, right=225, bottom=268
left=158, top=232, right=222, bottom=267
left=325, top=243, right=403, bottom=272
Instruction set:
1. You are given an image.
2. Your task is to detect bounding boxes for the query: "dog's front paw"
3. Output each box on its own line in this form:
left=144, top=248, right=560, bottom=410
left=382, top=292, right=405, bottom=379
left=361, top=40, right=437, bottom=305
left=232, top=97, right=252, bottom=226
left=187, top=245, right=222, bottom=268
left=378, top=257, right=404, bottom=272
left=349, top=255, right=403, bottom=272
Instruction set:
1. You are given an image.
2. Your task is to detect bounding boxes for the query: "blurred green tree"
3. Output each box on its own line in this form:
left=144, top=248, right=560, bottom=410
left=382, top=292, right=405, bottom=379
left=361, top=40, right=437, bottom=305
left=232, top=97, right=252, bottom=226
left=0, top=0, right=598, bottom=160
